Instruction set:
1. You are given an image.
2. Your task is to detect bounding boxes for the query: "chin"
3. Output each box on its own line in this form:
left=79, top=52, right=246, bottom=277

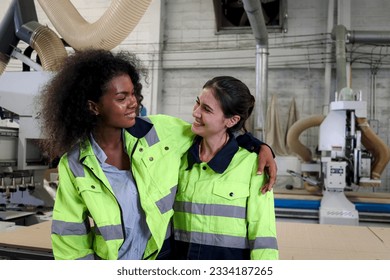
left=191, top=124, right=203, bottom=136
left=126, top=119, right=136, bottom=128
left=191, top=124, right=198, bottom=133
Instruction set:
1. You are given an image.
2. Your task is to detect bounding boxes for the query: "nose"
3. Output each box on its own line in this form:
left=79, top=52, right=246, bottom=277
left=192, top=104, right=201, bottom=118
left=127, top=95, right=137, bottom=108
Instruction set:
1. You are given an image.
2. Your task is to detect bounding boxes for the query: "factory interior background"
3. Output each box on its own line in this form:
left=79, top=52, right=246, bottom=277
left=0, top=0, right=390, bottom=260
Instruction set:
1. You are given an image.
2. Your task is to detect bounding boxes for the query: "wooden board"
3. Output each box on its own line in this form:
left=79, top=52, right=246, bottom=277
left=277, top=222, right=390, bottom=260
left=0, top=220, right=52, bottom=252
left=0, top=219, right=389, bottom=259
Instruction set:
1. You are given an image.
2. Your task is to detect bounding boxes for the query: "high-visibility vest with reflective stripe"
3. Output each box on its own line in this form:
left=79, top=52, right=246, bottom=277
left=51, top=115, right=194, bottom=260
left=173, top=147, right=279, bottom=260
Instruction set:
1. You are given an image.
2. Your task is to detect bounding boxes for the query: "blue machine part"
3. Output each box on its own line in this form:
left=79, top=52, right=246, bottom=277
left=275, top=198, right=390, bottom=213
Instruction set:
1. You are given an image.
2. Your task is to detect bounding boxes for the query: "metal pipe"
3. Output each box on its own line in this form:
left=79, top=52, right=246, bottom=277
left=0, top=0, right=67, bottom=73
left=324, top=0, right=335, bottom=112
left=0, top=0, right=18, bottom=55
left=0, top=0, right=18, bottom=74
left=347, top=30, right=390, bottom=44
left=369, top=71, right=377, bottom=120
left=255, top=44, right=269, bottom=141
left=13, top=0, right=39, bottom=42
left=14, top=0, right=67, bottom=72
left=242, top=0, right=268, bottom=46
left=331, top=26, right=390, bottom=95
left=242, top=0, right=269, bottom=140
left=332, top=25, right=348, bottom=93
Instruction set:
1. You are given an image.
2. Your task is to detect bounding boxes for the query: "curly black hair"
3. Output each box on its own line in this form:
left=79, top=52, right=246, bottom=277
left=37, top=49, right=147, bottom=159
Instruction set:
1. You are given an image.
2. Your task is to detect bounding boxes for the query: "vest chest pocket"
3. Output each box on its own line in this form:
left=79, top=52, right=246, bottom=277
left=74, top=177, right=103, bottom=195
left=210, top=182, right=249, bottom=236
left=212, top=182, right=249, bottom=203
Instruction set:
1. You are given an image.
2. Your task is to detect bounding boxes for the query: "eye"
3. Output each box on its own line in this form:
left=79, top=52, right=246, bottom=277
left=116, top=93, right=126, bottom=101
left=203, top=106, right=212, bottom=113
left=193, top=97, right=200, bottom=109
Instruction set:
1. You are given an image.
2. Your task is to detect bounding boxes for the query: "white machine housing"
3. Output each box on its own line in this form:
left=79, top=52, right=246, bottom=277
left=317, top=89, right=372, bottom=225
left=0, top=71, right=54, bottom=207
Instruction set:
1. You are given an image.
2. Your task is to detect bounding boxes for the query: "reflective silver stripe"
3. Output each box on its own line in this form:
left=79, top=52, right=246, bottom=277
left=67, top=146, right=84, bottom=177
left=51, top=219, right=90, bottom=236
left=165, top=221, right=172, bottom=239
left=156, top=186, right=177, bottom=214
left=95, top=224, right=123, bottom=241
left=174, top=229, right=249, bottom=249
left=174, top=201, right=246, bottom=219
left=250, top=237, right=278, bottom=250
left=142, top=117, right=160, bottom=146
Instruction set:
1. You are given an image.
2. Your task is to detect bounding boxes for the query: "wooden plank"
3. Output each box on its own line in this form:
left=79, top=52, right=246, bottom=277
left=276, top=222, right=390, bottom=260
left=0, top=220, right=52, bottom=252
left=0, top=219, right=389, bottom=260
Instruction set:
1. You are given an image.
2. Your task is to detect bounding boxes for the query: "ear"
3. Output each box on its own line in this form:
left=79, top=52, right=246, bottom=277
left=226, top=115, right=240, bottom=128
left=87, top=100, right=99, bottom=116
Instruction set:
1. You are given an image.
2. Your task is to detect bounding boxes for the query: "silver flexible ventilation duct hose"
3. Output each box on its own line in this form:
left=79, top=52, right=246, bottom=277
left=23, top=23, right=67, bottom=71
left=0, top=0, right=67, bottom=74
left=0, top=53, right=9, bottom=75
left=37, top=0, right=152, bottom=50
left=1, top=0, right=151, bottom=73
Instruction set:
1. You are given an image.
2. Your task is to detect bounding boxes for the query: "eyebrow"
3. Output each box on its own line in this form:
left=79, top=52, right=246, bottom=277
left=115, top=89, right=134, bottom=96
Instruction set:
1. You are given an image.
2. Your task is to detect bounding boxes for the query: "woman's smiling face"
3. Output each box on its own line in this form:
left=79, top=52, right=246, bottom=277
left=93, top=74, right=138, bottom=129
left=191, top=87, right=230, bottom=138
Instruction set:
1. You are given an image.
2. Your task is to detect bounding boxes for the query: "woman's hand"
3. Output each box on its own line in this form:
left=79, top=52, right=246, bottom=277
left=257, top=145, right=277, bottom=194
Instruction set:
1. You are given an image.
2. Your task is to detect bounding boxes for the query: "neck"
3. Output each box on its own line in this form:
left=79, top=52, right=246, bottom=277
left=199, top=132, right=229, bottom=163
left=92, top=127, right=130, bottom=170
left=92, top=127, right=123, bottom=149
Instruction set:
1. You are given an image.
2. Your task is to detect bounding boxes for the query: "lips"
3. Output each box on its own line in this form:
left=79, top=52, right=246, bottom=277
left=193, top=119, right=203, bottom=127
left=125, top=112, right=136, bottom=118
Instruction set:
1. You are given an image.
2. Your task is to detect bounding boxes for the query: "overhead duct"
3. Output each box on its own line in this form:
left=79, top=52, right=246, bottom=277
left=286, top=115, right=325, bottom=162
left=1, top=0, right=152, bottom=73
left=332, top=25, right=348, bottom=93
left=20, top=23, right=67, bottom=72
left=0, top=0, right=67, bottom=74
left=347, top=30, right=390, bottom=44
left=0, top=0, right=17, bottom=74
left=331, top=25, right=390, bottom=93
left=242, top=0, right=269, bottom=140
left=37, top=0, right=152, bottom=51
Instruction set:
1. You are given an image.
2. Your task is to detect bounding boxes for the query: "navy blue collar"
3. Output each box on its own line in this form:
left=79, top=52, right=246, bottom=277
left=186, top=133, right=239, bottom=174
left=125, top=117, right=153, bottom=139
